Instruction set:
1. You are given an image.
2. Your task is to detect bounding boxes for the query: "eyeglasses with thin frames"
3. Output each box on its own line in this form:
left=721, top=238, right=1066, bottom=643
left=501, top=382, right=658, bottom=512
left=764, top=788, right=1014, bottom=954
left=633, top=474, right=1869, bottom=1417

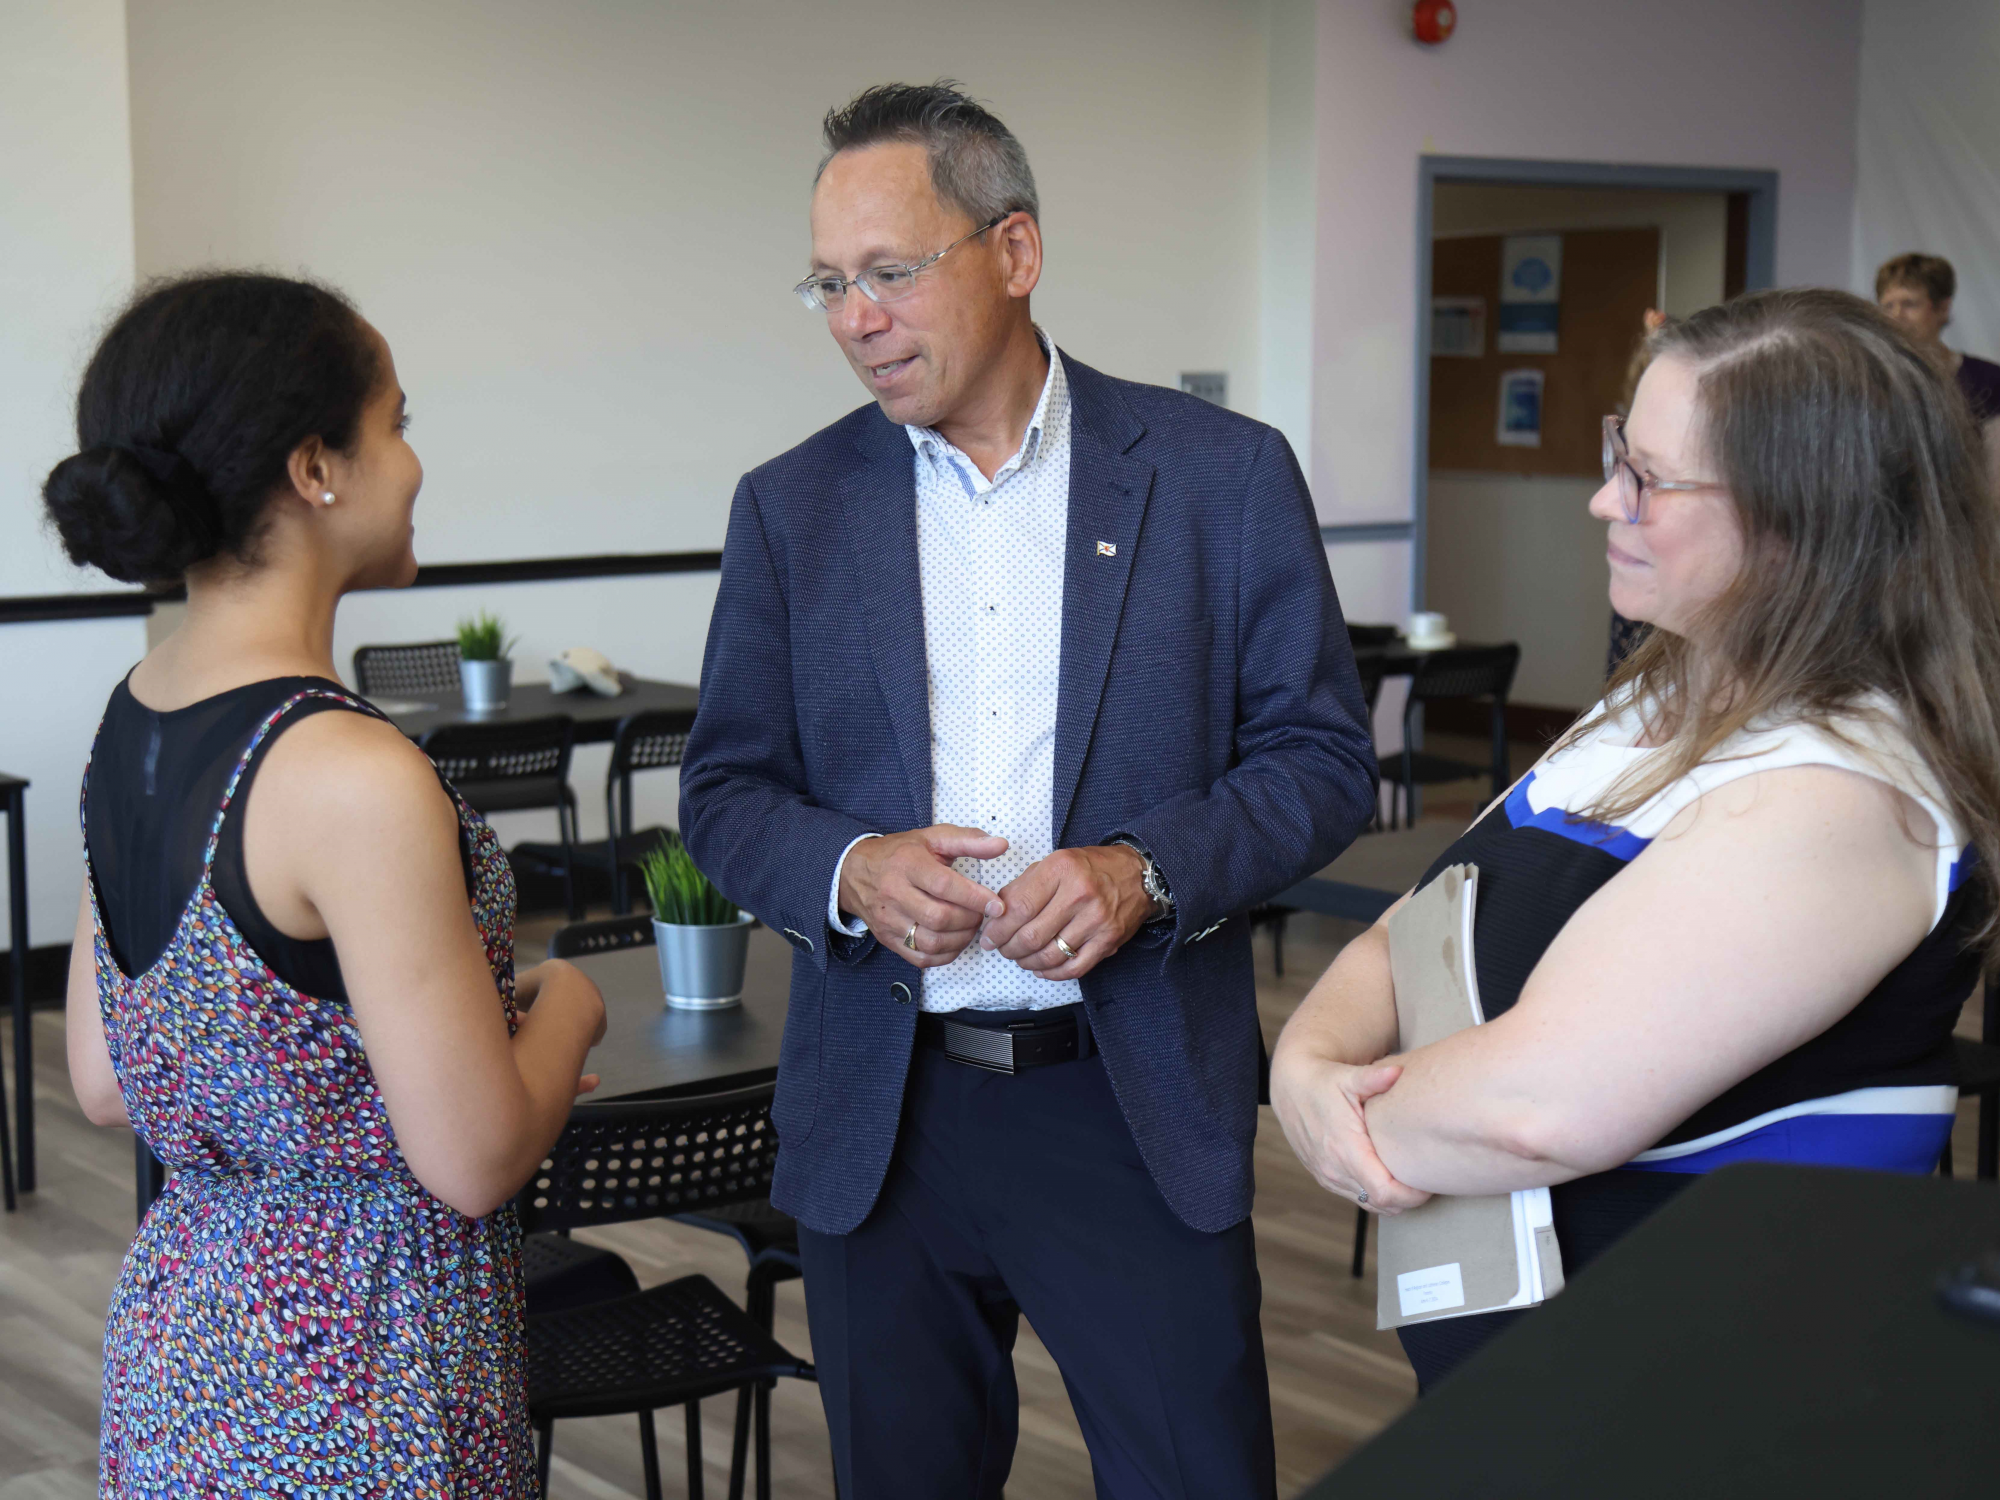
left=1602, top=414, right=1720, bottom=524
left=794, top=213, right=1012, bottom=313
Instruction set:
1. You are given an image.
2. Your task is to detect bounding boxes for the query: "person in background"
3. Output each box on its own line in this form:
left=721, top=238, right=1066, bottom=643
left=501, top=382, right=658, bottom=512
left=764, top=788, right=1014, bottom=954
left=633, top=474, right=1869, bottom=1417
left=678, top=81, right=1377, bottom=1498
left=1273, top=288, right=2000, bottom=1392
left=45, top=272, right=604, bottom=1496
left=1877, top=251, right=2000, bottom=470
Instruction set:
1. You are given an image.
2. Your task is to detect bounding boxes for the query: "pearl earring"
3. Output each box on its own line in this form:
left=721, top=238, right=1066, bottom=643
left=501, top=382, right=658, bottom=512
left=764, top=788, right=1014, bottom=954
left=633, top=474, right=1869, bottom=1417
left=320, top=490, right=336, bottom=506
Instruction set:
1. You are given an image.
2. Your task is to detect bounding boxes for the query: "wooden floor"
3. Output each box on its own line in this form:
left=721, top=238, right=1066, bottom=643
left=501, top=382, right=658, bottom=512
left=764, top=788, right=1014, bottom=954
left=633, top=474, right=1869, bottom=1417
left=4, top=790, right=1991, bottom=1496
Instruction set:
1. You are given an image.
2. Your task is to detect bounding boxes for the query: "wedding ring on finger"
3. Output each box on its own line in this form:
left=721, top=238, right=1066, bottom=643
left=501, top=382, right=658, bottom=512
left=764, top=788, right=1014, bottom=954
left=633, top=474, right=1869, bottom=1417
left=904, top=923, right=920, bottom=951
left=1054, top=936, right=1077, bottom=960
left=1356, top=1189, right=1370, bottom=1206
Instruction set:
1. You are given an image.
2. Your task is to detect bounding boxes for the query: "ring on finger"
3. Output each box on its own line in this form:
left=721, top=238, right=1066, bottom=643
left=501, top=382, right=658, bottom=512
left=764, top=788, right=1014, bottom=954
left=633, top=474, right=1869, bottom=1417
left=1356, top=1188, right=1370, bottom=1206
left=904, top=923, right=920, bottom=951
left=1054, top=936, right=1077, bottom=959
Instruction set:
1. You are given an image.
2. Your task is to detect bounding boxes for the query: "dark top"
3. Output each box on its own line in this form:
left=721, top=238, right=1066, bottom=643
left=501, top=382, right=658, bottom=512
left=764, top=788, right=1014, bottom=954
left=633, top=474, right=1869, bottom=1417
left=85, top=675, right=469, bottom=1001
left=1395, top=734, right=1980, bottom=1391
left=1957, top=353, right=2000, bottom=423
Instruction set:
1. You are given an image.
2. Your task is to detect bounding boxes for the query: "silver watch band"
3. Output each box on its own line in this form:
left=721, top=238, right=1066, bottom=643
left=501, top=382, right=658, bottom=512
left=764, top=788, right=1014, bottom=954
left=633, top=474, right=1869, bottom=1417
left=1113, top=839, right=1174, bottom=922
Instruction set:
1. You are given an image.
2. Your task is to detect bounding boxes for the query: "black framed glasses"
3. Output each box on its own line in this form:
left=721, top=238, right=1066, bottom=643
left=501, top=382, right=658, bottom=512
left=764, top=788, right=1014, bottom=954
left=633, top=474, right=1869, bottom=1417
left=794, top=213, right=1011, bottom=313
left=1602, top=414, right=1720, bottom=524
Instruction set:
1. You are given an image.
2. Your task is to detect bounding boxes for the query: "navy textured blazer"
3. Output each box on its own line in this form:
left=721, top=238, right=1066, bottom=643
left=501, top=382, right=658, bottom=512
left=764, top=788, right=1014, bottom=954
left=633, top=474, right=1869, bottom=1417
left=679, top=354, right=1377, bottom=1235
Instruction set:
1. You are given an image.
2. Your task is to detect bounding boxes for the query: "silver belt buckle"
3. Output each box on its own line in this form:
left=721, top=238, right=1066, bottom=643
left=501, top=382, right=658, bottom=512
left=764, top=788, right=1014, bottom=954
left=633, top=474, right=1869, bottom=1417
left=942, top=1020, right=1016, bottom=1075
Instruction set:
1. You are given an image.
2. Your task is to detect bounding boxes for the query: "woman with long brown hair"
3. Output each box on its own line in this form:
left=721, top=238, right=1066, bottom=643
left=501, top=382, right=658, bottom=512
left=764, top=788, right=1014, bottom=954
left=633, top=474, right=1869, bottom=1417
left=1272, top=287, right=2000, bottom=1389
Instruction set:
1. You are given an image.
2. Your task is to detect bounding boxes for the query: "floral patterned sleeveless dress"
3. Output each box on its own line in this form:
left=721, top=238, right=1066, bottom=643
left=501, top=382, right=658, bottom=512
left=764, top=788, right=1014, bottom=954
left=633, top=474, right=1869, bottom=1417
left=86, top=689, right=536, bottom=1497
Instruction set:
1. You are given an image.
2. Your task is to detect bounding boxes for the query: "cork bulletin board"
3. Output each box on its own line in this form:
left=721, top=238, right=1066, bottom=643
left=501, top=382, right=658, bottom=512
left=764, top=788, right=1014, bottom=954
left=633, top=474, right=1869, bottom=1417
left=1428, top=227, right=1662, bottom=476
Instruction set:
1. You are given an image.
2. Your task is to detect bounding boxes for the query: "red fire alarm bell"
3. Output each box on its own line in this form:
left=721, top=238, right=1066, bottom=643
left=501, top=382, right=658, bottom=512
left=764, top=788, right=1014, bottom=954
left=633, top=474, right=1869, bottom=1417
left=1414, top=0, right=1457, bottom=45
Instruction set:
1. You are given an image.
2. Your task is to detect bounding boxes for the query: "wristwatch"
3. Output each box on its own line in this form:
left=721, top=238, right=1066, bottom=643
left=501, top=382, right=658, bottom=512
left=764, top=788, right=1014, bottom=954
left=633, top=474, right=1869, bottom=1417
left=1113, top=839, right=1175, bottom=924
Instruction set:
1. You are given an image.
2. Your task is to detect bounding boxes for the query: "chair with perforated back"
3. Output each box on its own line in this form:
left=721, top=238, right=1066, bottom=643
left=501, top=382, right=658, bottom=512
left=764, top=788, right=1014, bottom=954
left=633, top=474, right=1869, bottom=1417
left=517, top=709, right=693, bottom=914
left=352, top=640, right=462, bottom=699
left=1379, top=643, right=1521, bottom=828
left=519, top=1086, right=812, bottom=1500
left=546, top=916, right=807, bottom=1397
left=1248, top=651, right=1390, bottom=974
left=421, top=716, right=582, bottom=918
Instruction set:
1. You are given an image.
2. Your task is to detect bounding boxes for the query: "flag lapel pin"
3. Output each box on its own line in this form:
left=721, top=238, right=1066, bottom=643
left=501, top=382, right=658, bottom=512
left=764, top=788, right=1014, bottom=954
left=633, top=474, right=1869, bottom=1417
left=1096, top=540, right=1117, bottom=557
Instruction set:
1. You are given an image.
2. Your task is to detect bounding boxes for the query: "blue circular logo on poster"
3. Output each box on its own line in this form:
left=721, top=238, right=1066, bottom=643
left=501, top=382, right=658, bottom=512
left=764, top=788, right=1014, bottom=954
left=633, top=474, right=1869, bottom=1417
left=1511, top=258, right=1554, bottom=293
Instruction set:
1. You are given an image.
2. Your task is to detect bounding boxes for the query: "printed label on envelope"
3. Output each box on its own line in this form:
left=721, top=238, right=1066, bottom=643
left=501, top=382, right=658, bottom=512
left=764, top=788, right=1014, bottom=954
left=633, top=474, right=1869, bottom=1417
left=1396, top=1262, right=1467, bottom=1318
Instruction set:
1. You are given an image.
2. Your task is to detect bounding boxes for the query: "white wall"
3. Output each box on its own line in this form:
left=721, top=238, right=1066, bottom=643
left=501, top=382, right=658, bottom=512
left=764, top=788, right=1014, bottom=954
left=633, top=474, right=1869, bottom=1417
left=1260, top=0, right=1319, bottom=465
left=0, top=0, right=138, bottom=950
left=1851, top=0, right=2000, bottom=359
left=1310, top=0, right=1863, bottom=538
left=0, top=0, right=135, bottom=597
left=1425, top=474, right=1605, bottom=709
left=126, top=0, right=1273, bottom=566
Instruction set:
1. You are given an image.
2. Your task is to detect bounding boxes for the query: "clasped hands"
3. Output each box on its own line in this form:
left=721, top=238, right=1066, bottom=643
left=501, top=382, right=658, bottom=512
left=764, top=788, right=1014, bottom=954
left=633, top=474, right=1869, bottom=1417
left=837, top=824, right=1153, bottom=982
left=1268, top=1047, right=1432, bottom=1216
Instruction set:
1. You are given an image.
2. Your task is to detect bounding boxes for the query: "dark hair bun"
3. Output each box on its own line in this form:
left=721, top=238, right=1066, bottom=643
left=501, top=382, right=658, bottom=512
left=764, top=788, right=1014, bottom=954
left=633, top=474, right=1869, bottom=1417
left=43, top=444, right=214, bottom=585
left=41, top=271, right=379, bottom=586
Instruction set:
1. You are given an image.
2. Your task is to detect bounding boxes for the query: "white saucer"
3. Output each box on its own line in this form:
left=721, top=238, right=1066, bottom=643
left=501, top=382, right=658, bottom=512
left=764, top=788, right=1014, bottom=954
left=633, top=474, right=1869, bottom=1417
left=1403, top=632, right=1457, bottom=651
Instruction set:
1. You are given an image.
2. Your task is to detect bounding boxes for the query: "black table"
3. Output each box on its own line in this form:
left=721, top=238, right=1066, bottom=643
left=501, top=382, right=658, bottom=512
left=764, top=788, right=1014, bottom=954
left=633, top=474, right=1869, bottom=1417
left=135, top=924, right=791, bottom=1220
left=1272, top=821, right=1467, bottom=924
left=3, top=772, right=28, bottom=1199
left=1352, top=639, right=1498, bottom=677
left=369, top=673, right=698, bottom=743
left=1304, top=1164, right=2000, bottom=1499
left=575, top=926, right=788, bottom=1103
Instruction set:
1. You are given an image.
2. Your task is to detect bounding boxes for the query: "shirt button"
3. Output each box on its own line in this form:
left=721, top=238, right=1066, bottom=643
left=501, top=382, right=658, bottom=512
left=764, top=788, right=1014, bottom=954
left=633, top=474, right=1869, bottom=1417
left=890, top=981, right=914, bottom=1005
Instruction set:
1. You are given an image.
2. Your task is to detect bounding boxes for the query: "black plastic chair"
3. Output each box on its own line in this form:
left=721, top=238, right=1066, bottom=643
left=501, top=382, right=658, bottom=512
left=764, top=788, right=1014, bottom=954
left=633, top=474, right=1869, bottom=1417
left=352, top=640, right=462, bottom=699
left=1347, top=622, right=1400, bottom=650
left=519, top=1086, right=812, bottom=1500
left=518, top=709, right=692, bottom=914
left=546, top=916, right=806, bottom=1404
left=1941, top=980, right=2000, bottom=1180
left=1378, top=644, right=1521, bottom=828
left=420, top=716, right=582, bottom=919
left=1248, top=652, right=1390, bottom=973
left=524, top=1227, right=641, bottom=1316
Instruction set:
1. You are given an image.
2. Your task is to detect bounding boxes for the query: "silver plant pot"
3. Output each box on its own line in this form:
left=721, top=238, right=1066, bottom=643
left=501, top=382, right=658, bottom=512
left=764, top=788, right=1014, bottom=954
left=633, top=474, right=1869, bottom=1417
left=653, top=912, right=752, bottom=1010
left=459, top=658, right=513, bottom=712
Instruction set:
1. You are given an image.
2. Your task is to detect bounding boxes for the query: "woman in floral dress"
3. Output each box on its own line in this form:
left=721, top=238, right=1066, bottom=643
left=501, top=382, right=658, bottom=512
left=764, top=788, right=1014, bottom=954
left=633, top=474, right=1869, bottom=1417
left=43, top=272, right=606, bottom=1497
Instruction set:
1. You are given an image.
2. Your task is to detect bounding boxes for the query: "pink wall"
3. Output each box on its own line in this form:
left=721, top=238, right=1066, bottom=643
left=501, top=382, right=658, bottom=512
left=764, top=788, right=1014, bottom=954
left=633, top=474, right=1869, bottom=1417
left=1310, top=0, right=1863, bottom=528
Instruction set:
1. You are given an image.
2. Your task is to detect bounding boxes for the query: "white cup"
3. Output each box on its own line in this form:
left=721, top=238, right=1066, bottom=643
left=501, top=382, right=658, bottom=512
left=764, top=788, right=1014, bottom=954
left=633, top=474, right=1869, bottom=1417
left=1406, top=611, right=1450, bottom=645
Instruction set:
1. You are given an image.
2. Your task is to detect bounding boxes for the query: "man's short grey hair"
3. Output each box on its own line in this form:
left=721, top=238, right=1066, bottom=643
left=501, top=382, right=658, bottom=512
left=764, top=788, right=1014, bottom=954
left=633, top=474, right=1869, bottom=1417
left=817, top=80, right=1039, bottom=226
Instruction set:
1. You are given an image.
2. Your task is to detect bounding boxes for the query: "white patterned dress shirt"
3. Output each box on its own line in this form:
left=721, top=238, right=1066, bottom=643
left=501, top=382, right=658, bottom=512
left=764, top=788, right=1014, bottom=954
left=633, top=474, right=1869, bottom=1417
left=827, top=335, right=1079, bottom=1012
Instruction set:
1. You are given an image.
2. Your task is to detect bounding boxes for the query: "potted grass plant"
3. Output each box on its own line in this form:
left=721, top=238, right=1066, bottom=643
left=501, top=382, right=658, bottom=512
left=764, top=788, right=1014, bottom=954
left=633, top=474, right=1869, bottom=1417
left=640, top=833, right=752, bottom=1010
left=456, top=611, right=517, bottom=711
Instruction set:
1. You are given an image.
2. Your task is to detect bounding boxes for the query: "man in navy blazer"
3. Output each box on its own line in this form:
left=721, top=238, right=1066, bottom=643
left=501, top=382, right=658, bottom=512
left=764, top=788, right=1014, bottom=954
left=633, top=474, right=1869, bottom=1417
left=680, top=82, right=1375, bottom=1499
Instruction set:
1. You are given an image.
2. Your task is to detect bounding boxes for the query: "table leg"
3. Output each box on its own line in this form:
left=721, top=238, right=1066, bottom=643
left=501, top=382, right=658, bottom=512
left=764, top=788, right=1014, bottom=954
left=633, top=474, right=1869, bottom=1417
left=136, top=1139, right=166, bottom=1224
left=7, top=786, right=28, bottom=1194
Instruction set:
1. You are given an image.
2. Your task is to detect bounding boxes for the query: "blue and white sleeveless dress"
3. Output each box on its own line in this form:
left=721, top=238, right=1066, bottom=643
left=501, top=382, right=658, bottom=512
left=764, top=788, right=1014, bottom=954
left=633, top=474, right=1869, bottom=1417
left=1398, top=695, right=1979, bottom=1388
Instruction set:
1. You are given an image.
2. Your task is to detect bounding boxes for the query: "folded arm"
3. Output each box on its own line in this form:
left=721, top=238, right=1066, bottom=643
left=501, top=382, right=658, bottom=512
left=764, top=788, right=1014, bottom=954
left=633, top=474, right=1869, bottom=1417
left=1279, top=765, right=1938, bottom=1202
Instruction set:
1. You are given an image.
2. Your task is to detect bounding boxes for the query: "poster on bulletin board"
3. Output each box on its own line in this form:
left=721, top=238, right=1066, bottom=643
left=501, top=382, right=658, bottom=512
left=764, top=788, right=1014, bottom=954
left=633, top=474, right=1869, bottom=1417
left=1496, top=368, right=1545, bottom=447
left=1497, top=234, right=1562, bottom=353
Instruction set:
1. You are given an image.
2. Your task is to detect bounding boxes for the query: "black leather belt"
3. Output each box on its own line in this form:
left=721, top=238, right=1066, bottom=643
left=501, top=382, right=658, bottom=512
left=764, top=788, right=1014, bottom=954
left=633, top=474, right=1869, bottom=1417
left=915, top=1003, right=1093, bottom=1075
